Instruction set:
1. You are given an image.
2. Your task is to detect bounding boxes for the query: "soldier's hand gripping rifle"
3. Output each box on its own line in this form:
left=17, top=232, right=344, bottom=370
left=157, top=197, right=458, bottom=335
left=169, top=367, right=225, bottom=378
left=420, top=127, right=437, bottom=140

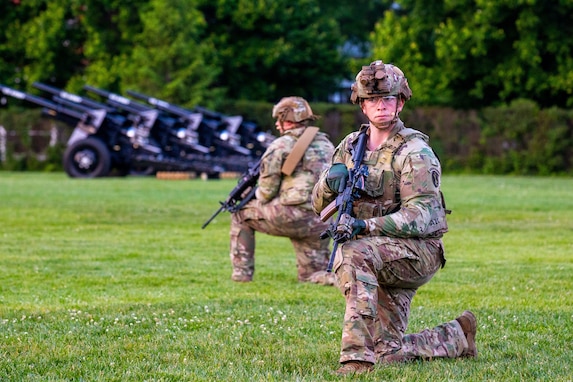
left=320, top=129, right=369, bottom=272
left=201, top=159, right=261, bottom=229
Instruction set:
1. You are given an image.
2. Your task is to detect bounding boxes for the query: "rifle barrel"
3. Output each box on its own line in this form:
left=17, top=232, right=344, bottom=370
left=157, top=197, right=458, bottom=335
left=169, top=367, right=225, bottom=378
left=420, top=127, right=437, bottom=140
left=201, top=205, right=225, bottom=229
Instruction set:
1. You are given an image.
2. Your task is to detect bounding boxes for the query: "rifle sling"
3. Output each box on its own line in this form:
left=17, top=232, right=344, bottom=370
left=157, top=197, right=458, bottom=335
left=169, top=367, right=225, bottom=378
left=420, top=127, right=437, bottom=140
left=281, top=126, right=319, bottom=176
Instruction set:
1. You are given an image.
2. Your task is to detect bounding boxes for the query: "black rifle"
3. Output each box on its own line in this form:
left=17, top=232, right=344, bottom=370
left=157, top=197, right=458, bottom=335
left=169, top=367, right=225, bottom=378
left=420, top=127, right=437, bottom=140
left=320, top=129, right=369, bottom=272
left=201, top=159, right=261, bottom=229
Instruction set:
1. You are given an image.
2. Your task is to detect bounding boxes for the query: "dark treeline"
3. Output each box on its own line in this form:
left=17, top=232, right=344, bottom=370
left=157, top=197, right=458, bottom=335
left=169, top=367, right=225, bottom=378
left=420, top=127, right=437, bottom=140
left=1, top=0, right=572, bottom=109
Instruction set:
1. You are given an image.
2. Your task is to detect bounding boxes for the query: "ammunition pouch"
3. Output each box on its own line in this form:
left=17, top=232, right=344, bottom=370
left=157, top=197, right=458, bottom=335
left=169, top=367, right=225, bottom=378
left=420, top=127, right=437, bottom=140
left=352, top=197, right=400, bottom=220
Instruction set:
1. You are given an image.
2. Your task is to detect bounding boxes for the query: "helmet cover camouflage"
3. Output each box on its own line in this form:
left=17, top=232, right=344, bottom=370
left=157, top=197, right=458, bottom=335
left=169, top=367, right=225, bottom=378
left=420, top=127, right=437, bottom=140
left=350, top=60, right=412, bottom=104
left=272, top=96, right=318, bottom=123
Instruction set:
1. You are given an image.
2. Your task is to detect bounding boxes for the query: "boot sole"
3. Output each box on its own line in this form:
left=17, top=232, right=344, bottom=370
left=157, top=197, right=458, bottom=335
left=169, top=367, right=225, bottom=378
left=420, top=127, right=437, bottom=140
left=461, top=310, right=478, bottom=358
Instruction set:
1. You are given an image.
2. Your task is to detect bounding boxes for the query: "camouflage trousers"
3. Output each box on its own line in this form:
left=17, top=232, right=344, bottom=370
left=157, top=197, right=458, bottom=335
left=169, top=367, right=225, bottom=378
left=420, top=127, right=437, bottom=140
left=332, top=235, right=465, bottom=364
left=230, top=198, right=335, bottom=285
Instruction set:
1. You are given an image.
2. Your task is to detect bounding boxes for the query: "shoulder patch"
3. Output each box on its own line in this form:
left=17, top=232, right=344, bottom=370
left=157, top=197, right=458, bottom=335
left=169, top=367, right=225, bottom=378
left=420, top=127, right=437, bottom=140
left=430, top=168, right=440, bottom=188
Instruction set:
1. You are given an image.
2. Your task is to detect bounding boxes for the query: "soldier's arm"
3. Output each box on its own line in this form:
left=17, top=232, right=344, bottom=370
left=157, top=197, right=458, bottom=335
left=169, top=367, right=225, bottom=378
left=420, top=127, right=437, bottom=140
left=311, top=139, right=348, bottom=214
left=255, top=139, right=289, bottom=203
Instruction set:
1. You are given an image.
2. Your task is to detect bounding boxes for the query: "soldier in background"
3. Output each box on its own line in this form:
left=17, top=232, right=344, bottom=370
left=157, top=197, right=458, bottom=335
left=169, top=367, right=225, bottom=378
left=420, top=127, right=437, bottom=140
left=229, top=96, right=336, bottom=286
left=311, top=60, right=477, bottom=375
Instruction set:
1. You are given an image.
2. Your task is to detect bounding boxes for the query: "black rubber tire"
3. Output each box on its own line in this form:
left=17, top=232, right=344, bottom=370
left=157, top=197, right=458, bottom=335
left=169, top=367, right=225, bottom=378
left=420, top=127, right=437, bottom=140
left=63, top=138, right=112, bottom=178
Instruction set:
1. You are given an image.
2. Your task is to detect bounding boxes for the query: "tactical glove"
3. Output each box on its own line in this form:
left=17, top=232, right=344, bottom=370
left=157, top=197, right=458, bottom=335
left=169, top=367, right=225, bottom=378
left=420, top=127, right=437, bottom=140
left=333, top=213, right=366, bottom=242
left=326, top=163, right=349, bottom=193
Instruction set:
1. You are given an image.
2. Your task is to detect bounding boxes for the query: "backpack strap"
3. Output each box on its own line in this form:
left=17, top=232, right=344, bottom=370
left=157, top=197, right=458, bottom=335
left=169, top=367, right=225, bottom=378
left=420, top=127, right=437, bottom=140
left=281, top=126, right=319, bottom=176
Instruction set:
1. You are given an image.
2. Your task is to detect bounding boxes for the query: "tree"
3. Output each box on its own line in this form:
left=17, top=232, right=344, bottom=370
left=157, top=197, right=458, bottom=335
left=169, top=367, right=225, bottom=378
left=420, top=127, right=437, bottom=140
left=315, top=0, right=395, bottom=66
left=66, top=0, right=152, bottom=93
left=115, top=0, right=219, bottom=108
left=198, top=0, right=347, bottom=102
left=371, top=0, right=573, bottom=108
left=0, top=0, right=33, bottom=86
left=0, top=0, right=86, bottom=90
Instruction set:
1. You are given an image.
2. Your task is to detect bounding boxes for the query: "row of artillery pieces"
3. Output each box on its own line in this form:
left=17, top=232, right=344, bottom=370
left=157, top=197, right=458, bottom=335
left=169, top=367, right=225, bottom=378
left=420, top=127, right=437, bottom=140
left=0, top=82, right=275, bottom=178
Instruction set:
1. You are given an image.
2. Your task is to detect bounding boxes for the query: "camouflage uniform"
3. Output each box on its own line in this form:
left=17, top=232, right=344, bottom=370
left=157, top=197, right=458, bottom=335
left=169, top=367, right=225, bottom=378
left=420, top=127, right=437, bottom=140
left=230, top=126, right=336, bottom=285
left=312, top=121, right=470, bottom=364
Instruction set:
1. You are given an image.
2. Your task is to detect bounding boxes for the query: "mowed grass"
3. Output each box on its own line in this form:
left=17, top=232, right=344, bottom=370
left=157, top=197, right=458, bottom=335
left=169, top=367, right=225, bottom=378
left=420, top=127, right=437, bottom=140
left=1, top=172, right=572, bottom=381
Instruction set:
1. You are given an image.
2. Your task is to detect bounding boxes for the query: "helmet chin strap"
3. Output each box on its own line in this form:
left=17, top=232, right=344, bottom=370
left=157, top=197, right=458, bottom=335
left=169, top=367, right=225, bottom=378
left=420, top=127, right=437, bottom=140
left=276, top=112, right=287, bottom=134
left=389, top=105, right=400, bottom=125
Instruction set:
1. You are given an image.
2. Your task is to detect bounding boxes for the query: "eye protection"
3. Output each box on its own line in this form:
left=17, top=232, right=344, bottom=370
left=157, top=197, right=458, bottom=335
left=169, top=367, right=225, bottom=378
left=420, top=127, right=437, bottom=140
left=364, top=96, right=397, bottom=106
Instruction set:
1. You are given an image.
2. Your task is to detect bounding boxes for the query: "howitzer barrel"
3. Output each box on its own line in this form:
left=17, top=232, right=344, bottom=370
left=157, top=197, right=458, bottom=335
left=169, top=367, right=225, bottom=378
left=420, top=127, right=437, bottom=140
left=33, top=82, right=85, bottom=105
left=126, top=90, right=204, bottom=132
left=84, top=85, right=149, bottom=112
left=49, top=96, right=107, bottom=129
left=126, top=90, right=175, bottom=110
left=34, top=82, right=112, bottom=111
left=1, top=84, right=86, bottom=122
left=84, top=86, right=160, bottom=129
left=105, top=98, right=149, bottom=115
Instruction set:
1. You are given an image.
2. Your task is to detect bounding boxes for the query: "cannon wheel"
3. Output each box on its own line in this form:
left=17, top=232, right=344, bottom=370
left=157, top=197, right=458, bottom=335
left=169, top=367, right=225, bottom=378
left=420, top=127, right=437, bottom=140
left=63, top=137, right=111, bottom=178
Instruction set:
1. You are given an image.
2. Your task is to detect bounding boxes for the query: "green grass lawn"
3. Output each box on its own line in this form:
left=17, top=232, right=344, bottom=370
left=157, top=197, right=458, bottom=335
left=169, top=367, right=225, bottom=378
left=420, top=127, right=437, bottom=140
left=1, top=172, right=572, bottom=381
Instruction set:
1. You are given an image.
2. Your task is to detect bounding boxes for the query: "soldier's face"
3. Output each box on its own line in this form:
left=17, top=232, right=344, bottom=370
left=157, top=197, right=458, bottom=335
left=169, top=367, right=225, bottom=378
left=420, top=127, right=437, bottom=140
left=361, top=96, right=404, bottom=128
left=275, top=119, right=295, bottom=134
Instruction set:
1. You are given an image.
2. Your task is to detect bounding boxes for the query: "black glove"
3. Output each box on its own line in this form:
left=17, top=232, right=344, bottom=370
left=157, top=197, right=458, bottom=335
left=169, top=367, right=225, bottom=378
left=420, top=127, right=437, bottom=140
left=333, top=213, right=366, bottom=242
left=326, top=163, right=349, bottom=193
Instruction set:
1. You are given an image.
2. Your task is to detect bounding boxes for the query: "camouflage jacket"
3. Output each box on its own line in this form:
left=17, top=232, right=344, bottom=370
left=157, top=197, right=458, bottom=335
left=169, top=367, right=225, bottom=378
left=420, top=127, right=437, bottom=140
left=312, top=120, right=448, bottom=238
left=256, top=126, right=335, bottom=210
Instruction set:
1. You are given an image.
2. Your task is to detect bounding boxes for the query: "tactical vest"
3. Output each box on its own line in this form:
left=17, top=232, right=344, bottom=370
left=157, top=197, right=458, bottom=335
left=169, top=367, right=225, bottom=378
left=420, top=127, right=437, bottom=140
left=351, top=127, right=449, bottom=237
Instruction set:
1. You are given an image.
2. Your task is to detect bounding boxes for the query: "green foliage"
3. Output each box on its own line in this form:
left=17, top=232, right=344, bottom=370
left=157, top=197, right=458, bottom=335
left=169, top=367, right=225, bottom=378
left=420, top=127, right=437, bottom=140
left=43, top=143, right=65, bottom=172
left=0, top=108, right=67, bottom=172
left=371, top=0, right=573, bottom=108
left=371, top=4, right=453, bottom=108
left=316, top=0, right=394, bottom=58
left=69, top=0, right=159, bottom=93
left=479, top=99, right=573, bottom=175
left=117, top=0, right=220, bottom=108
left=1, top=173, right=572, bottom=380
left=530, top=107, right=573, bottom=175
left=4, top=0, right=573, bottom=110
left=1, top=0, right=353, bottom=105
left=198, top=0, right=347, bottom=102
left=0, top=1, right=46, bottom=87
left=21, top=2, right=86, bottom=87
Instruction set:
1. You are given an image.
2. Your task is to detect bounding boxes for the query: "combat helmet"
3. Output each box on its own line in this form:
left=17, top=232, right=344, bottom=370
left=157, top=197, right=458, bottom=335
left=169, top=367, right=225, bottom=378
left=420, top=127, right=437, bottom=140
left=272, top=96, right=318, bottom=123
left=350, top=60, right=412, bottom=104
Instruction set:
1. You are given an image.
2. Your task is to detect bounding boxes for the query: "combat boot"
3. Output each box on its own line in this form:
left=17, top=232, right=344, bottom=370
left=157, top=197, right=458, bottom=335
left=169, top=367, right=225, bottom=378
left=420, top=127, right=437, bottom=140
left=306, top=270, right=337, bottom=286
left=231, top=272, right=252, bottom=282
left=334, top=361, right=374, bottom=376
left=456, top=310, right=478, bottom=358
